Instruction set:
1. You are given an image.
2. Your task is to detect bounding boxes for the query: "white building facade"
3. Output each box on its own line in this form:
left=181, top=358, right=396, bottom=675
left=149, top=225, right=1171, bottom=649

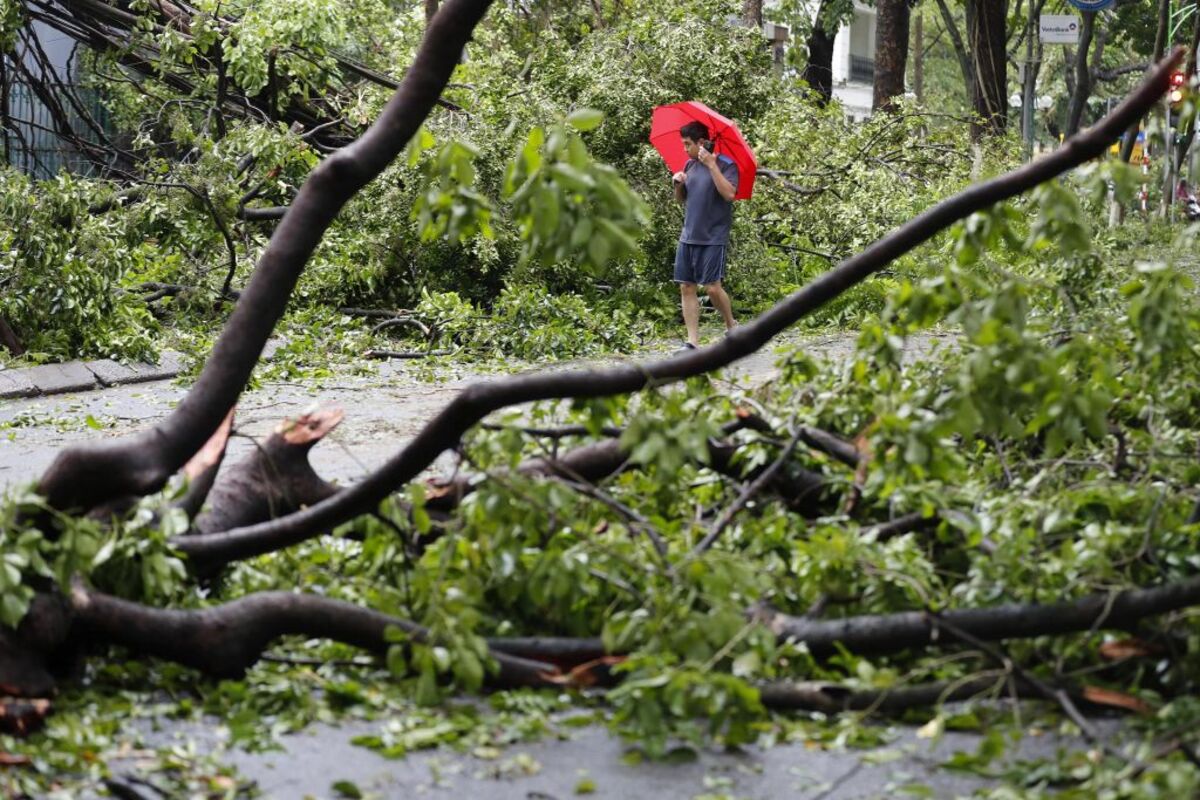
left=762, top=0, right=879, bottom=121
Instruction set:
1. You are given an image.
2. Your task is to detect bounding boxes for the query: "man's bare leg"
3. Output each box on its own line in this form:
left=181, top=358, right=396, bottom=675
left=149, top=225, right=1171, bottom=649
left=679, top=282, right=701, bottom=346
left=706, top=281, right=737, bottom=330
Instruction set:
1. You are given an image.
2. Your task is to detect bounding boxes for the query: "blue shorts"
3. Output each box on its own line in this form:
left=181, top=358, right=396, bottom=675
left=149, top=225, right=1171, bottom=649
left=673, top=243, right=727, bottom=285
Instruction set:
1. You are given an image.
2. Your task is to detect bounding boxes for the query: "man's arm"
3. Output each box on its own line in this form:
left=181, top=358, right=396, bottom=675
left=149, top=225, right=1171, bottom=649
left=697, top=149, right=736, bottom=202
left=672, top=170, right=687, bottom=203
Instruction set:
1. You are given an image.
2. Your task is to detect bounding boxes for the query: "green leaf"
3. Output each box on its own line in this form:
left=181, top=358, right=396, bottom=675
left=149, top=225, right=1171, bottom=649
left=332, top=780, right=363, bottom=798
left=566, top=109, right=604, bottom=132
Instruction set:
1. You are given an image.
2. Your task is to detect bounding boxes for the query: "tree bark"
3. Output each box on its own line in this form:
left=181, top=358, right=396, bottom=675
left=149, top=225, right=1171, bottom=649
left=968, top=0, right=1008, bottom=137
left=757, top=570, right=1200, bottom=656
left=68, top=585, right=560, bottom=688
left=802, top=0, right=837, bottom=105
left=742, top=0, right=763, bottom=27
left=0, top=315, right=23, bottom=356
left=873, top=0, right=912, bottom=111
left=913, top=7, right=924, bottom=104
left=189, top=409, right=341, bottom=538
left=1065, top=12, right=1097, bottom=137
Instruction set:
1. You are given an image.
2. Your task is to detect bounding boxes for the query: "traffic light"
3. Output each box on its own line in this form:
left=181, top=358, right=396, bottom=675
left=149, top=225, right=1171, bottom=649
left=1170, top=70, right=1187, bottom=106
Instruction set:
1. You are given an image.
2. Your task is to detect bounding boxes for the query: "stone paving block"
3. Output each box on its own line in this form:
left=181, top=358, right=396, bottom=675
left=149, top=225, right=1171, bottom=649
left=86, top=359, right=139, bottom=387
left=24, top=361, right=97, bottom=395
left=117, top=350, right=186, bottom=385
left=0, top=369, right=38, bottom=399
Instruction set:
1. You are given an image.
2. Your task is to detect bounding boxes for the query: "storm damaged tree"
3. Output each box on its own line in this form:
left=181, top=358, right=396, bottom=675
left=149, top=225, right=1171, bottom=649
left=4, top=0, right=1200, bottom=782
left=0, top=0, right=1193, bottom=738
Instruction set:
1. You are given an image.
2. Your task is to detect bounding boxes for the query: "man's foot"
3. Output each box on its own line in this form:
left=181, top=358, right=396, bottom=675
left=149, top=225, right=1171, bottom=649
left=676, top=342, right=698, bottom=354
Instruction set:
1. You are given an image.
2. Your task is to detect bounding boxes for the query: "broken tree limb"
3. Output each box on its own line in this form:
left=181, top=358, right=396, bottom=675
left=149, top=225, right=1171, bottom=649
left=175, top=408, right=236, bottom=520
left=188, top=409, right=342, bottom=537
left=173, top=415, right=829, bottom=567
left=692, top=423, right=807, bottom=555
left=236, top=205, right=289, bottom=222
left=35, top=0, right=498, bottom=516
left=798, top=425, right=860, bottom=468
left=68, top=584, right=560, bottom=689
left=864, top=511, right=941, bottom=541
left=165, top=49, right=1186, bottom=568
left=755, top=571, right=1200, bottom=657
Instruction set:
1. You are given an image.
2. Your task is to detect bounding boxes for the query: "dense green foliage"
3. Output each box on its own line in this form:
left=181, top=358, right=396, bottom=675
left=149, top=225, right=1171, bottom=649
left=0, top=0, right=992, bottom=364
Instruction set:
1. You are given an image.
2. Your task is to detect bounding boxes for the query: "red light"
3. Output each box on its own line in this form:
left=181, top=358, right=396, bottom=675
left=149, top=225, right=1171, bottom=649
left=1171, top=71, right=1186, bottom=87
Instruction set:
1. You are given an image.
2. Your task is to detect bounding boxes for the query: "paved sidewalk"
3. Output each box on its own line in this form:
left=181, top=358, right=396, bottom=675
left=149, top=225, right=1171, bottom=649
left=0, top=351, right=186, bottom=400
left=0, top=339, right=290, bottom=400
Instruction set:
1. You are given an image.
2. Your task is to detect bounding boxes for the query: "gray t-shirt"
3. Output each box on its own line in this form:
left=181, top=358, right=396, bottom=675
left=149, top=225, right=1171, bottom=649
left=680, top=154, right=739, bottom=246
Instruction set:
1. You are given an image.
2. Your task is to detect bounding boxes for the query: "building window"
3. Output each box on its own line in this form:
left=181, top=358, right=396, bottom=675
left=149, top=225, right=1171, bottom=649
left=849, top=55, right=875, bottom=83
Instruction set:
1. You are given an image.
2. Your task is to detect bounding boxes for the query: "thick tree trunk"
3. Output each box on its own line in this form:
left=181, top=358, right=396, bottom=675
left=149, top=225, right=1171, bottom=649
left=968, top=0, right=1008, bottom=137
left=0, top=315, right=23, bottom=356
left=873, top=0, right=911, bottom=111
left=742, top=0, right=763, bottom=27
left=913, top=7, right=924, bottom=103
left=1065, top=12, right=1097, bottom=137
left=802, top=0, right=837, bottom=105
left=189, top=410, right=341, bottom=537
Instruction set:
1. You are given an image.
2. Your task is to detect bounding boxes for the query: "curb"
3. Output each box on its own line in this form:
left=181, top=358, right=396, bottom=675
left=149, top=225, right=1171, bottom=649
left=0, top=339, right=285, bottom=401
left=0, top=351, right=187, bottom=400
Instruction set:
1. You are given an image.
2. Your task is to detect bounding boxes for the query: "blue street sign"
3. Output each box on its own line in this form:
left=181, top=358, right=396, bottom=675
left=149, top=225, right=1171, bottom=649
left=1067, top=0, right=1114, bottom=10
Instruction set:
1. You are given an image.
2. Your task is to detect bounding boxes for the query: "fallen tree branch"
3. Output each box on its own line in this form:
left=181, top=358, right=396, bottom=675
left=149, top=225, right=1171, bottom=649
left=364, top=349, right=452, bottom=360
left=173, top=416, right=825, bottom=566
left=864, top=511, right=941, bottom=541
left=168, top=51, right=1186, bottom=566
left=692, top=422, right=805, bottom=555
left=68, top=584, right=560, bottom=689
left=756, top=571, right=1200, bottom=656
left=798, top=425, right=860, bottom=468
left=187, top=409, right=342, bottom=540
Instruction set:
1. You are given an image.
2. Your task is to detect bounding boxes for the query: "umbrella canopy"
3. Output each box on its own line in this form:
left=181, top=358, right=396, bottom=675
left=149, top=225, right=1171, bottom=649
left=649, top=101, right=757, bottom=200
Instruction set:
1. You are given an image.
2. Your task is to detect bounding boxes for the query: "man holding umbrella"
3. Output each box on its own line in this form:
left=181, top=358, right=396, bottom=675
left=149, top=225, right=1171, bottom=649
left=672, top=121, right=739, bottom=349
left=651, top=103, right=755, bottom=351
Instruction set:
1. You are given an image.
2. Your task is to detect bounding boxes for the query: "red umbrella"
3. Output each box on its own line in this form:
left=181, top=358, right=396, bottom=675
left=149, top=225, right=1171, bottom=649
left=649, top=101, right=757, bottom=200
